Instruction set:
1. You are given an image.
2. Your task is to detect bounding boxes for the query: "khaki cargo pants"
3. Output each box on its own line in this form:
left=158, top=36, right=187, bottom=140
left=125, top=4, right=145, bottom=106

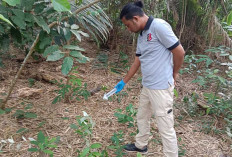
left=135, top=85, right=178, bottom=157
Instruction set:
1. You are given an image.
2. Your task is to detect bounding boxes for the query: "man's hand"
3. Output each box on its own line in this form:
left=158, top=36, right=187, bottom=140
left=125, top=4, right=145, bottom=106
left=115, top=80, right=126, bottom=93
left=171, top=44, right=185, bottom=86
left=173, top=72, right=179, bottom=86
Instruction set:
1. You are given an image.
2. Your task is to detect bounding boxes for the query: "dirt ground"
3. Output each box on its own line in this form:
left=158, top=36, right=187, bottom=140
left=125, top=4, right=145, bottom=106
left=0, top=39, right=231, bottom=157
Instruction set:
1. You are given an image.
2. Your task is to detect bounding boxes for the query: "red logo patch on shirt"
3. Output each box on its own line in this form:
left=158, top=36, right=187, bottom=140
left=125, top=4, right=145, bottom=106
left=147, top=33, right=152, bottom=41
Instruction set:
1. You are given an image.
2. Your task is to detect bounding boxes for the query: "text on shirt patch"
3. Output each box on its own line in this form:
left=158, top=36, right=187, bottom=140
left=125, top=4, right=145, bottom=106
left=147, top=33, right=152, bottom=41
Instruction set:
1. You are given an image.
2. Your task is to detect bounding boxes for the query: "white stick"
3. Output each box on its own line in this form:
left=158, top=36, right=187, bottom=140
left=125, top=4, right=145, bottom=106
left=103, top=88, right=117, bottom=100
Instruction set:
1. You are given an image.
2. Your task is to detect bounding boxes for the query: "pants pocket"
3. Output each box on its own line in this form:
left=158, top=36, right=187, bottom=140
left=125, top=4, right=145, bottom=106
left=156, top=113, right=174, bottom=132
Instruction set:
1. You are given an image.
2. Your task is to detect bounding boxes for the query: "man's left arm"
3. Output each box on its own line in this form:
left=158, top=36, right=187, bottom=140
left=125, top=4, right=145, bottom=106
left=171, top=44, right=185, bottom=85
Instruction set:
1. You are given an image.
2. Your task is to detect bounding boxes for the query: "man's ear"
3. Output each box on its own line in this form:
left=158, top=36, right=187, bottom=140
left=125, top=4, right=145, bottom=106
left=132, top=16, right=140, bottom=23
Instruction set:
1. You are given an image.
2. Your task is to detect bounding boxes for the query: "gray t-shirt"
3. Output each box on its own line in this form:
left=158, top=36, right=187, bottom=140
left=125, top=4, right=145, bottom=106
left=136, top=16, right=179, bottom=90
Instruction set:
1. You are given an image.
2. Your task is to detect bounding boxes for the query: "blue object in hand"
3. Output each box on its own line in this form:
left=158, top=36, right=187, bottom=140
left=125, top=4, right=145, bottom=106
left=115, top=80, right=126, bottom=93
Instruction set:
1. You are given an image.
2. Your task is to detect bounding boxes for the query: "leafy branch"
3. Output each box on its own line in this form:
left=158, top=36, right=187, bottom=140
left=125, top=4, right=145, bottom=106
left=0, top=0, right=102, bottom=109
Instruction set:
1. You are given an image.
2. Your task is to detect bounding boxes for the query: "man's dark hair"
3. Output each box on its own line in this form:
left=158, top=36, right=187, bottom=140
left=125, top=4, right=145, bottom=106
left=120, top=1, right=144, bottom=20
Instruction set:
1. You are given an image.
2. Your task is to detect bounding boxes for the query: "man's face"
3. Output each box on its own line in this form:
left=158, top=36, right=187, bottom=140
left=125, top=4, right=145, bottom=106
left=122, top=17, right=141, bottom=33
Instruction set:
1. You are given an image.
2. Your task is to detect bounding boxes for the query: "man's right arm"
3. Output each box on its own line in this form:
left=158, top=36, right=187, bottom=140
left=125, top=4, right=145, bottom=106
left=114, top=56, right=140, bottom=93
left=123, top=56, right=141, bottom=83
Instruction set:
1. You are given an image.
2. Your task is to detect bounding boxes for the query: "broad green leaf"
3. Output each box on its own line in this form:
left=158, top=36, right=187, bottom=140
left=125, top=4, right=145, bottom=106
left=52, top=0, right=71, bottom=12
left=10, top=27, right=22, bottom=43
left=44, top=137, right=48, bottom=144
left=0, top=109, right=5, bottom=115
left=28, top=148, right=39, bottom=152
left=12, top=9, right=24, bottom=19
left=3, top=0, right=20, bottom=6
left=127, top=116, right=134, bottom=122
left=76, top=57, right=88, bottom=64
left=101, top=150, right=108, bottom=156
left=64, top=29, right=72, bottom=41
left=137, top=152, right=143, bottom=157
left=70, top=76, right=82, bottom=86
left=25, top=13, right=34, bottom=22
left=34, top=16, right=50, bottom=34
left=25, top=103, right=33, bottom=110
left=21, top=0, right=35, bottom=11
left=43, top=45, right=59, bottom=57
left=25, top=112, right=37, bottom=118
left=227, top=11, right=232, bottom=25
left=38, top=143, right=44, bottom=150
left=71, top=24, right=79, bottom=30
left=70, top=124, right=78, bottom=129
left=64, top=22, right=70, bottom=27
left=0, top=14, right=14, bottom=27
left=205, top=59, right=213, bottom=67
left=34, top=3, right=46, bottom=14
left=16, top=128, right=28, bottom=133
left=213, top=69, right=219, bottom=73
left=47, top=144, right=57, bottom=148
left=13, top=110, right=25, bottom=118
left=80, top=147, right=90, bottom=157
left=4, top=108, right=12, bottom=113
left=39, top=37, right=52, bottom=49
left=77, top=31, right=89, bottom=37
left=37, top=131, right=45, bottom=143
left=63, top=45, right=85, bottom=51
left=11, top=16, right=26, bottom=29
left=62, top=57, right=73, bottom=75
left=46, top=50, right=64, bottom=61
left=30, top=141, right=39, bottom=145
left=70, top=51, right=85, bottom=58
left=43, top=149, right=53, bottom=155
left=70, top=30, right=81, bottom=41
left=49, top=137, right=57, bottom=143
left=218, top=76, right=226, bottom=85
left=90, top=143, right=102, bottom=149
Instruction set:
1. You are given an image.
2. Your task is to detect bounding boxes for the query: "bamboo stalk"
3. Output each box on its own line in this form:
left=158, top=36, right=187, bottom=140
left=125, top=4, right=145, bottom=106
left=179, top=0, right=187, bottom=41
left=0, top=0, right=102, bottom=109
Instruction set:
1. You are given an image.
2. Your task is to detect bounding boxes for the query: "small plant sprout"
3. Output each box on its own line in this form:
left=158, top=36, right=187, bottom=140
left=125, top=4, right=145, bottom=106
left=70, top=111, right=95, bottom=146
left=28, top=131, right=59, bottom=157
left=108, top=130, right=126, bottom=156
left=114, top=104, right=137, bottom=128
